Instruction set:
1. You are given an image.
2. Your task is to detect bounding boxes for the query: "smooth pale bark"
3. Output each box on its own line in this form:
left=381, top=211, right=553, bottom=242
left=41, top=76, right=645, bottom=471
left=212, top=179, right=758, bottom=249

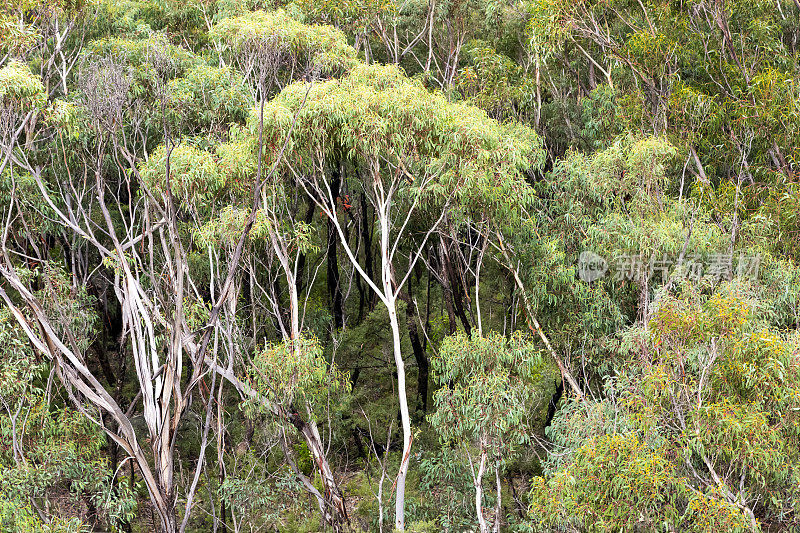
left=300, top=170, right=440, bottom=530
left=474, top=450, right=488, bottom=533
left=0, top=83, right=329, bottom=532
left=387, top=296, right=412, bottom=530
left=493, top=462, right=501, bottom=533
left=0, top=272, right=178, bottom=532
left=378, top=194, right=412, bottom=531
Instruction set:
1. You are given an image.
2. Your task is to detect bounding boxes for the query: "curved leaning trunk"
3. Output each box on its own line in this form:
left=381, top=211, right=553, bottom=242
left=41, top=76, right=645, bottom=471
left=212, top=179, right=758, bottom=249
left=207, top=355, right=350, bottom=530
left=295, top=414, right=349, bottom=528
left=272, top=230, right=349, bottom=527
left=0, top=258, right=185, bottom=533
left=281, top=406, right=348, bottom=530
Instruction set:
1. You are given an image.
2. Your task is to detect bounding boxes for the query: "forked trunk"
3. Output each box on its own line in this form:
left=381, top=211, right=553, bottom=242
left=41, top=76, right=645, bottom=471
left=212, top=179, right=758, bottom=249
left=287, top=408, right=349, bottom=530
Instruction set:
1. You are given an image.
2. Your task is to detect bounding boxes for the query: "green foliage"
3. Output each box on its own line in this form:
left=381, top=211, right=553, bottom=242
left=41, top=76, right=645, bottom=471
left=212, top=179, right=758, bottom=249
left=219, top=465, right=305, bottom=530
left=0, top=14, right=40, bottom=60
left=455, top=41, right=535, bottom=121
left=245, top=335, right=351, bottom=418
left=210, top=9, right=358, bottom=79
left=428, top=332, right=553, bottom=530
left=83, top=33, right=198, bottom=77
left=0, top=308, right=137, bottom=531
left=293, top=0, right=395, bottom=36
left=4, top=1, right=800, bottom=531
left=531, top=284, right=800, bottom=531
left=0, top=60, right=47, bottom=109
left=166, top=64, right=252, bottom=131
left=417, top=446, right=477, bottom=531
left=139, top=141, right=225, bottom=204
left=529, top=433, right=684, bottom=532
left=430, top=332, right=551, bottom=459
left=260, top=62, right=544, bottom=221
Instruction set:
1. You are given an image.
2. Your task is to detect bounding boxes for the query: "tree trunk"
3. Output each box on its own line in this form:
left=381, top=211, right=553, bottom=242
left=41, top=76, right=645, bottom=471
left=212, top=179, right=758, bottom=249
left=398, top=285, right=429, bottom=412
left=286, top=408, right=349, bottom=530
left=296, top=198, right=315, bottom=295
left=492, top=461, right=501, bottom=533
left=439, top=236, right=472, bottom=335
left=156, top=503, right=177, bottom=533
left=360, top=192, right=377, bottom=312
left=327, top=169, right=344, bottom=329
left=387, top=297, right=412, bottom=531
left=372, top=191, right=413, bottom=530
left=475, top=450, right=488, bottom=533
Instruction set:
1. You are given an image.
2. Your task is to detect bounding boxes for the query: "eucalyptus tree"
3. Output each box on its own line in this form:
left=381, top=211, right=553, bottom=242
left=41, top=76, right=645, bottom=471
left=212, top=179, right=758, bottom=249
left=527, top=0, right=800, bottom=260
left=0, top=285, right=137, bottom=531
left=5, top=0, right=800, bottom=531
left=203, top=15, right=364, bottom=527
left=210, top=9, right=358, bottom=99
left=189, top=133, right=355, bottom=528
left=209, top=7, right=357, bottom=343
left=0, top=8, right=370, bottom=529
left=530, top=283, right=800, bottom=532
left=0, top=47, right=232, bottom=531
left=294, top=0, right=511, bottom=89
left=0, top=33, right=307, bottom=531
left=0, top=0, right=95, bottom=99
left=257, top=61, right=544, bottom=529
left=430, top=332, right=552, bottom=533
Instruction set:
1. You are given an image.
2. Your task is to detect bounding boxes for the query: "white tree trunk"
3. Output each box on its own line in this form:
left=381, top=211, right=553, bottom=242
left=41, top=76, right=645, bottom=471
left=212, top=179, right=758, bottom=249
left=388, top=297, right=412, bottom=531
left=475, top=450, right=488, bottom=533
left=493, top=461, right=501, bottom=533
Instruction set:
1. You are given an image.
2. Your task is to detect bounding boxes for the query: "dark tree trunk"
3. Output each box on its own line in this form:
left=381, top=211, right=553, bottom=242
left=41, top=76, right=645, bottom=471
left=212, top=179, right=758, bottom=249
left=545, top=379, right=564, bottom=429
left=92, top=340, right=117, bottom=387
left=296, top=198, right=315, bottom=295
left=440, top=260, right=457, bottom=335
left=398, top=283, right=429, bottom=413
left=360, top=191, right=377, bottom=311
left=327, top=167, right=345, bottom=329
left=352, top=426, right=366, bottom=459
left=439, top=236, right=471, bottom=335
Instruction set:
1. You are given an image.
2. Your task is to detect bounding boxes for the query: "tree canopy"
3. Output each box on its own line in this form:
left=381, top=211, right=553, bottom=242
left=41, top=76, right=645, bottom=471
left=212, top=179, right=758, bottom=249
left=1, top=0, right=799, bottom=532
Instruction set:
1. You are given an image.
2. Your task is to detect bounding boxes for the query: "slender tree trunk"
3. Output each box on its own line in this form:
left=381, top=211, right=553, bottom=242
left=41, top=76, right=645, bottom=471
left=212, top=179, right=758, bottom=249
left=493, top=461, right=501, bottom=533
left=535, top=56, right=542, bottom=129
left=296, top=198, right=315, bottom=295
left=440, top=236, right=472, bottom=335
left=217, top=381, right=227, bottom=532
left=399, top=285, right=429, bottom=412
left=475, top=450, right=488, bottom=533
left=377, top=204, right=412, bottom=531
left=387, top=296, right=412, bottom=531
left=327, top=168, right=344, bottom=329
left=436, top=240, right=458, bottom=334
left=360, top=192, right=377, bottom=311
left=154, top=440, right=176, bottom=533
